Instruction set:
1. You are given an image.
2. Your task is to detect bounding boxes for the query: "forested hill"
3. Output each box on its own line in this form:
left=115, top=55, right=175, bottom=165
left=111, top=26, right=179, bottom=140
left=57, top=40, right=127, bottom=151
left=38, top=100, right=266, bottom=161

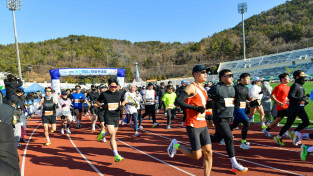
left=1, top=0, right=313, bottom=83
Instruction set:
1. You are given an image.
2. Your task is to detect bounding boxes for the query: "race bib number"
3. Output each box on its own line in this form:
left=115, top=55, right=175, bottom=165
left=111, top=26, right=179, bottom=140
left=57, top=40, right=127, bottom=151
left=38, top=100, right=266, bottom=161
left=74, top=99, right=81, bottom=103
left=205, top=109, right=212, bottom=115
left=196, top=113, right=206, bottom=121
left=285, top=98, right=289, bottom=104
left=168, top=104, right=174, bottom=109
left=257, top=100, right=261, bottom=106
left=224, top=98, right=235, bottom=107
left=300, top=101, right=305, bottom=107
left=240, top=102, right=246, bottom=109
left=62, top=107, right=70, bottom=111
left=44, top=111, right=53, bottom=116
left=108, top=103, right=119, bottom=111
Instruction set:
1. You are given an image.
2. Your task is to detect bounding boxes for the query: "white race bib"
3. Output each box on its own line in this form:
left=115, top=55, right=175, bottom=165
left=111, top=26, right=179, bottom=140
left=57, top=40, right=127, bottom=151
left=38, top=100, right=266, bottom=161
left=168, top=104, right=175, bottom=109
left=240, top=102, right=246, bottom=109
left=224, top=98, right=235, bottom=107
left=300, top=101, right=305, bottom=107
left=44, top=111, right=53, bottom=116
left=196, top=113, right=206, bottom=121
left=108, top=103, right=119, bottom=111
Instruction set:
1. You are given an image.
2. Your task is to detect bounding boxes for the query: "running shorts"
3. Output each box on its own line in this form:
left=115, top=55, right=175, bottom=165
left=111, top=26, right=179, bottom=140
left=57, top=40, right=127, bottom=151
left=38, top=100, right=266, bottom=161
left=276, top=109, right=288, bottom=119
left=105, top=116, right=119, bottom=128
left=42, top=116, right=56, bottom=124
left=90, top=107, right=99, bottom=115
left=186, top=126, right=211, bottom=151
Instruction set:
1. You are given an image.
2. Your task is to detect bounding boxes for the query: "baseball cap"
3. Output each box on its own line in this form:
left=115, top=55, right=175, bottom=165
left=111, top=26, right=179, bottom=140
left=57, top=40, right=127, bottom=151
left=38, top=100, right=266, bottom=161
left=254, top=77, right=262, bottom=81
left=192, top=65, right=210, bottom=74
left=181, top=80, right=186, bottom=84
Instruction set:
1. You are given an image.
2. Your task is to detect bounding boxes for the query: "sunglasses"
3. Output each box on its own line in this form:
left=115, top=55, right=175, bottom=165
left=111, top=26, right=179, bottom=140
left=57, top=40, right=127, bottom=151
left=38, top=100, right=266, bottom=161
left=199, top=70, right=207, bottom=74
left=223, top=74, right=233, bottom=78
left=45, top=90, right=51, bottom=92
left=110, top=86, right=118, bottom=88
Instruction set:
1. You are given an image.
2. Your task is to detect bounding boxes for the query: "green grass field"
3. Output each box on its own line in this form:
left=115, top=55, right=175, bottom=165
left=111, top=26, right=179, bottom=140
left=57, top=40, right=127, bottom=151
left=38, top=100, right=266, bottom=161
left=253, top=81, right=313, bottom=128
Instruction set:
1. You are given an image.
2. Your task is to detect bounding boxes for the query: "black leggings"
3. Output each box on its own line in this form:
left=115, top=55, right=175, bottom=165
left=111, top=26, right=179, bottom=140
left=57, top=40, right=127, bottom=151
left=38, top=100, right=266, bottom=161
left=142, top=105, right=156, bottom=123
left=230, top=119, right=250, bottom=140
left=211, top=117, right=235, bottom=158
left=279, top=110, right=310, bottom=136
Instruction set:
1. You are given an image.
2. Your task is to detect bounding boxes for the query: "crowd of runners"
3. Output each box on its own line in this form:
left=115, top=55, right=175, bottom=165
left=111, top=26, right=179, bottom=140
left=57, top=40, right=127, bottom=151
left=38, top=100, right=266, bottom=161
left=1, top=65, right=313, bottom=176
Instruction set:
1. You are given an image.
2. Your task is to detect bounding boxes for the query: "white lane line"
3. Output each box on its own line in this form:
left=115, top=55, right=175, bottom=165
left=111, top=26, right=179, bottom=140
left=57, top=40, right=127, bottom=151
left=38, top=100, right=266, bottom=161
left=137, top=126, right=304, bottom=176
left=67, top=133, right=104, bottom=176
left=21, top=123, right=41, bottom=176
left=88, top=116, right=195, bottom=176
left=116, top=139, right=195, bottom=176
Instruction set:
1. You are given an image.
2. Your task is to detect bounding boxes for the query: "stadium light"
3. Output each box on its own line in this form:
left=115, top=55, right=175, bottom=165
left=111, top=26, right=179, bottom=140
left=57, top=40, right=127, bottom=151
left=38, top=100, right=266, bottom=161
left=238, top=2, right=247, bottom=60
left=7, top=0, right=22, bottom=79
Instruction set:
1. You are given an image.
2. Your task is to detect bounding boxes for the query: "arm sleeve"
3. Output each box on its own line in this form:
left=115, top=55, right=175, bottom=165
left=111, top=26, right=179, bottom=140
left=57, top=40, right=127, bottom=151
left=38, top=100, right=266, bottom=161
left=175, top=91, right=195, bottom=110
left=288, top=84, right=302, bottom=101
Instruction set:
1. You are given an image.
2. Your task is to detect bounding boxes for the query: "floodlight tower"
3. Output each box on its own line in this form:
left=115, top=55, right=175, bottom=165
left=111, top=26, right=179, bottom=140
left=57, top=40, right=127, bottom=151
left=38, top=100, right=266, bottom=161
left=7, top=0, right=22, bottom=79
left=238, top=2, right=247, bottom=60
left=134, top=62, right=140, bottom=81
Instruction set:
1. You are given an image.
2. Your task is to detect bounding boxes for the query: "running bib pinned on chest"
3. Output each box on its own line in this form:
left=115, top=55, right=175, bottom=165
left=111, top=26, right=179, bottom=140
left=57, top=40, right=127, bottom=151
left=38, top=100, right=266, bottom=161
left=196, top=113, right=206, bottom=121
left=224, top=98, right=235, bottom=107
left=74, top=99, right=81, bottom=103
left=62, top=107, right=70, bottom=111
left=108, top=103, right=119, bottom=111
left=44, top=111, right=53, bottom=116
left=285, top=98, right=289, bottom=105
left=240, top=102, right=246, bottom=109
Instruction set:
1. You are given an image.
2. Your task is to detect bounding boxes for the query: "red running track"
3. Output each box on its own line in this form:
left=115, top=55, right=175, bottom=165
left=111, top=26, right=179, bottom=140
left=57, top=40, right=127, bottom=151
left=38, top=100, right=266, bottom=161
left=18, top=112, right=313, bottom=176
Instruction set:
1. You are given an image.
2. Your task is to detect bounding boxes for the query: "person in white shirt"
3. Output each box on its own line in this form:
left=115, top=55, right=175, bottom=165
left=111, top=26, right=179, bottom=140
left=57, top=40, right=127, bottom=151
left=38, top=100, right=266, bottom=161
left=142, top=83, right=158, bottom=127
left=247, top=77, right=266, bottom=130
left=124, top=84, right=141, bottom=137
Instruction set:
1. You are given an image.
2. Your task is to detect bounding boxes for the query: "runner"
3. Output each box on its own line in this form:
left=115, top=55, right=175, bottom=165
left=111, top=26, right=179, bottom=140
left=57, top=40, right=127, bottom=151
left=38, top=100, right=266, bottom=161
left=176, top=80, right=187, bottom=127
left=247, top=77, right=266, bottom=130
left=59, top=91, right=72, bottom=134
left=142, top=83, right=159, bottom=127
left=209, top=69, right=248, bottom=173
left=96, top=86, right=108, bottom=143
left=124, top=84, right=140, bottom=137
left=71, top=85, right=86, bottom=128
left=96, top=78, right=125, bottom=162
left=293, top=132, right=313, bottom=161
left=162, top=85, right=177, bottom=129
left=230, top=73, right=251, bottom=149
left=261, top=81, right=272, bottom=125
left=39, top=87, right=59, bottom=146
left=274, top=70, right=310, bottom=146
left=168, top=64, right=212, bottom=176
left=88, top=85, right=100, bottom=131
left=135, top=89, right=144, bottom=130
left=157, top=82, right=166, bottom=114
left=262, top=73, right=290, bottom=138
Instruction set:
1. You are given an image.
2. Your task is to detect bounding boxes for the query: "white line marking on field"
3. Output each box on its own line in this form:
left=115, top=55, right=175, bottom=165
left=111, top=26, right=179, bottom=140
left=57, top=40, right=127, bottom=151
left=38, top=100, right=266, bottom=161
left=137, top=126, right=304, bottom=176
left=67, top=134, right=104, bottom=176
left=89, top=116, right=195, bottom=176
left=117, top=139, right=195, bottom=176
left=21, top=123, right=41, bottom=176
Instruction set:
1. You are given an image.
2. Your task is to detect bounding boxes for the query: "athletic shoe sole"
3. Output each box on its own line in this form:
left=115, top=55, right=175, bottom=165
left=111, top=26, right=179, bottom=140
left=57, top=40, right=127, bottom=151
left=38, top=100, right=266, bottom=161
left=232, top=168, right=248, bottom=174
left=167, top=139, right=177, bottom=158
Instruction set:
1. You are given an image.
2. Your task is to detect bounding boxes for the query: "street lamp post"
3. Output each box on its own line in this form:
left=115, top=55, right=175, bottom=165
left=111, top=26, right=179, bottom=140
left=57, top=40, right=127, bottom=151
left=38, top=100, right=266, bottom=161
left=7, top=0, right=22, bottom=79
left=238, top=2, right=247, bottom=60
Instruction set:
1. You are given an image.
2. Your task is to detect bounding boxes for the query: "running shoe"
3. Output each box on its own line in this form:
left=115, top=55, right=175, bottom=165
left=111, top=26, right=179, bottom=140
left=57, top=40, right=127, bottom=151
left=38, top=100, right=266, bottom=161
left=181, top=122, right=185, bottom=127
left=167, top=139, right=178, bottom=158
left=114, top=155, right=124, bottom=162
left=293, top=131, right=302, bottom=146
left=97, top=131, right=105, bottom=141
left=234, top=127, right=239, bottom=130
left=76, top=123, right=79, bottom=128
left=240, top=142, right=251, bottom=150
left=134, top=132, right=140, bottom=137
left=102, top=137, right=107, bottom=143
left=138, top=126, right=143, bottom=130
left=44, top=142, right=51, bottom=146
left=220, top=139, right=225, bottom=145
left=66, top=128, right=71, bottom=134
left=262, top=129, right=271, bottom=137
left=20, top=138, right=26, bottom=143
left=232, top=163, right=248, bottom=173
left=274, top=136, right=285, bottom=146
left=164, top=113, right=167, bottom=117
left=152, top=123, right=159, bottom=128
left=261, top=125, right=267, bottom=130
left=300, top=144, right=309, bottom=161
left=288, top=131, right=295, bottom=141
left=61, top=128, right=64, bottom=134
left=166, top=125, right=171, bottom=129
left=50, top=130, right=55, bottom=133
left=283, top=131, right=290, bottom=137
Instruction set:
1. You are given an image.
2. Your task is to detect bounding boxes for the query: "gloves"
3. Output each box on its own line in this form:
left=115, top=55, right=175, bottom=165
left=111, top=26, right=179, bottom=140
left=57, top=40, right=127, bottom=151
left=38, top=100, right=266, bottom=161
left=102, top=104, right=108, bottom=109
left=62, top=104, right=66, bottom=107
left=206, top=100, right=214, bottom=109
left=194, top=106, right=205, bottom=114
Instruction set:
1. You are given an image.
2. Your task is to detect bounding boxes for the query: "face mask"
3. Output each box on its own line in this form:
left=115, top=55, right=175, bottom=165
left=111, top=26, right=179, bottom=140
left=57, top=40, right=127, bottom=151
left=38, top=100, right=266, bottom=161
left=296, top=76, right=305, bottom=85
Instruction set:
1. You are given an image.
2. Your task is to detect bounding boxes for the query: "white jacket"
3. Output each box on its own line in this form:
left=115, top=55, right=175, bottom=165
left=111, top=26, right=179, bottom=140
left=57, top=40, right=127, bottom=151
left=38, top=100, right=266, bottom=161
left=249, top=85, right=263, bottom=100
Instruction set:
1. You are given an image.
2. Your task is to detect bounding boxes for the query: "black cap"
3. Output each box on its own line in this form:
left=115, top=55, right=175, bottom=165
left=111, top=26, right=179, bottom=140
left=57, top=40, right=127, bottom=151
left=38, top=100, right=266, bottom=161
left=192, top=65, right=210, bottom=74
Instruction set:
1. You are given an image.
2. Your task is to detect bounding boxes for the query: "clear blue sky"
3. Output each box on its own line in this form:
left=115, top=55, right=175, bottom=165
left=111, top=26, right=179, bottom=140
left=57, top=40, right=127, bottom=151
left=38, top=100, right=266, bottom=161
left=0, top=0, right=287, bottom=45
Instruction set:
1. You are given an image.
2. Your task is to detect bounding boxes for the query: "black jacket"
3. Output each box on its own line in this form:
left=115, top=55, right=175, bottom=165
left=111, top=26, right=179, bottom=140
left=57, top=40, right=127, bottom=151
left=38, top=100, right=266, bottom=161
left=288, top=82, right=305, bottom=112
left=4, top=79, right=23, bottom=99
left=207, top=82, right=235, bottom=118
